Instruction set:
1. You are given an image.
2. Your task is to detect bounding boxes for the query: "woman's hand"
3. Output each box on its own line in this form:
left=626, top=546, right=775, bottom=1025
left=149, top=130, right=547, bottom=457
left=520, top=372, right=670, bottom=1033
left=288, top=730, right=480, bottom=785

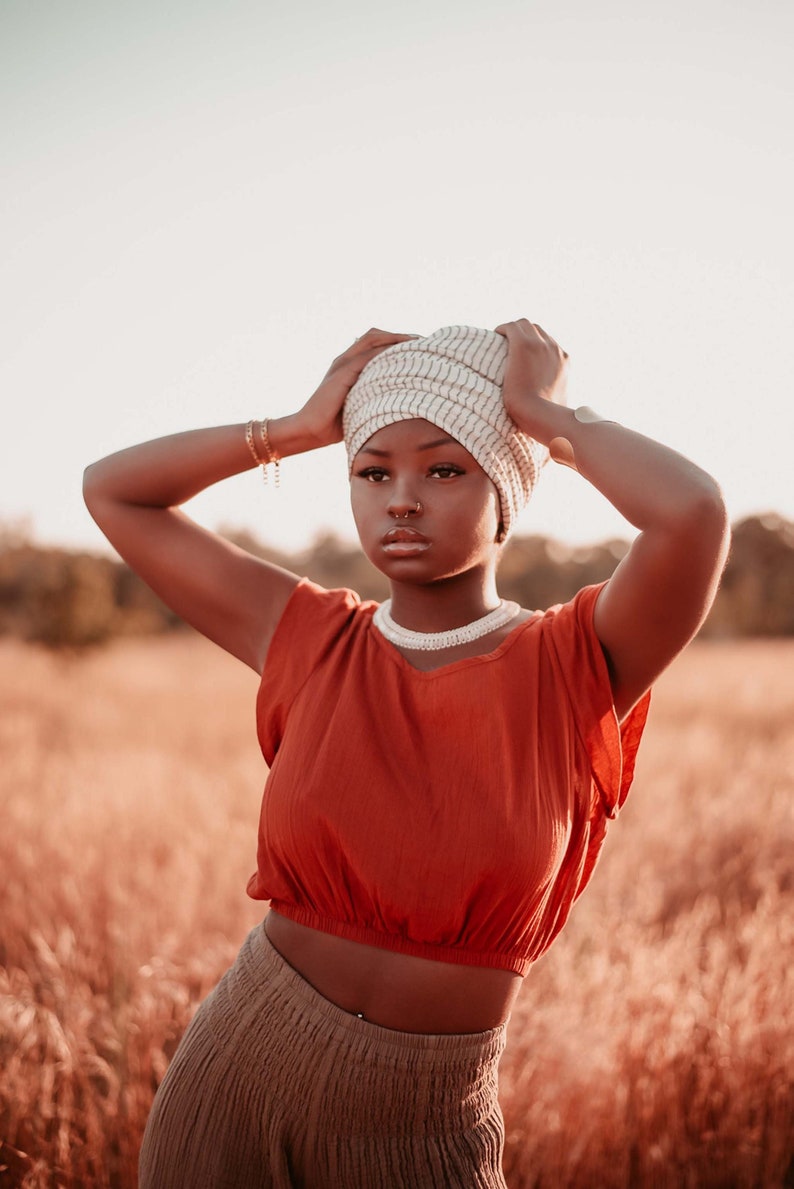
left=494, top=319, right=569, bottom=434
left=293, top=328, right=420, bottom=450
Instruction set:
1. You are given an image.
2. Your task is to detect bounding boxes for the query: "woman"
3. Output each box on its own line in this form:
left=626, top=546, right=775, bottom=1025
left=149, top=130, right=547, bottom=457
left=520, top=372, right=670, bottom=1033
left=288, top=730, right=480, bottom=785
left=83, top=320, right=730, bottom=1188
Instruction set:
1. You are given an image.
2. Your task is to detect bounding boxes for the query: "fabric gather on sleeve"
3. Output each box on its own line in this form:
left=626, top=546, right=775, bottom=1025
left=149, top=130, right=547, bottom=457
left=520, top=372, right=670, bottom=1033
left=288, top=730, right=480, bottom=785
left=541, top=582, right=651, bottom=822
left=256, top=578, right=369, bottom=766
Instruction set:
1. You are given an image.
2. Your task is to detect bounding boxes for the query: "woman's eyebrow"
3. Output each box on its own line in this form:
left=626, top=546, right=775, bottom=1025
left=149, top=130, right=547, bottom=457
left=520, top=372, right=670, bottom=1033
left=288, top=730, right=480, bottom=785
left=359, top=437, right=458, bottom=458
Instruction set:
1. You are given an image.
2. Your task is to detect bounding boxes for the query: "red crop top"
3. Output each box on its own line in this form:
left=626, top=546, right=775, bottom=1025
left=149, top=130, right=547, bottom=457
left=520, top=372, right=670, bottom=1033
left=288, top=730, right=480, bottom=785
left=247, top=578, right=650, bottom=976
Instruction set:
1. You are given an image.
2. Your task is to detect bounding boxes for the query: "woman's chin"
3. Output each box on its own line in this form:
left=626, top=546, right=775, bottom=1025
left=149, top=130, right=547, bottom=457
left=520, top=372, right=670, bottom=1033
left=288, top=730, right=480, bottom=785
left=366, top=546, right=437, bottom=582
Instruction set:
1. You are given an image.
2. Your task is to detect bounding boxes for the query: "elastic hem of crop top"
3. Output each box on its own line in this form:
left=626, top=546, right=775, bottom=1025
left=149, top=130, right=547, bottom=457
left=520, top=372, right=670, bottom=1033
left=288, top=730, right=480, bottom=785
left=268, top=902, right=533, bottom=977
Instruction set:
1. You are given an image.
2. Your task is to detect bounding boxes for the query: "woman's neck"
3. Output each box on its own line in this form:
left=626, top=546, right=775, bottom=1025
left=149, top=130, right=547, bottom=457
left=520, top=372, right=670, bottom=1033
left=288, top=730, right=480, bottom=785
left=387, top=570, right=501, bottom=634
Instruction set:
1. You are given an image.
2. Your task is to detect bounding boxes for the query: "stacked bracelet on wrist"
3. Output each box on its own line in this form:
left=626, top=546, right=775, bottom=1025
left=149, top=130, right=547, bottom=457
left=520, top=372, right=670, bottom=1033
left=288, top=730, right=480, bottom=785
left=245, top=419, right=281, bottom=487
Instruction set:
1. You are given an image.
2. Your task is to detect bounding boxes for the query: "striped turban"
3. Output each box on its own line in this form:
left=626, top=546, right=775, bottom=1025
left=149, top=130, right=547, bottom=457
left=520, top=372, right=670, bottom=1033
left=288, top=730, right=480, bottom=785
left=343, top=325, right=548, bottom=539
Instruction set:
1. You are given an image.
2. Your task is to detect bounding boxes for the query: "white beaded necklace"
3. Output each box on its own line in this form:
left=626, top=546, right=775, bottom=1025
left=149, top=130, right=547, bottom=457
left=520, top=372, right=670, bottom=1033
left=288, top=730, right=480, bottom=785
left=373, top=599, right=521, bottom=652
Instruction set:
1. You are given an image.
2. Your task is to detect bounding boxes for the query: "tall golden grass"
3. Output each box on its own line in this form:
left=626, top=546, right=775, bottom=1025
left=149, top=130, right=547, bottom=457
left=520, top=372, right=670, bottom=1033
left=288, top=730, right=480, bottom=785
left=1, top=635, right=791, bottom=1188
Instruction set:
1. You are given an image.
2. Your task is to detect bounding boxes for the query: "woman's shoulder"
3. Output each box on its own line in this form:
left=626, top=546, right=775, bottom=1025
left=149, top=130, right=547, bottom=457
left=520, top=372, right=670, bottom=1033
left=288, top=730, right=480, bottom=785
left=263, top=576, right=376, bottom=670
left=280, top=575, right=374, bottom=620
left=500, top=583, right=606, bottom=652
left=535, top=582, right=607, bottom=622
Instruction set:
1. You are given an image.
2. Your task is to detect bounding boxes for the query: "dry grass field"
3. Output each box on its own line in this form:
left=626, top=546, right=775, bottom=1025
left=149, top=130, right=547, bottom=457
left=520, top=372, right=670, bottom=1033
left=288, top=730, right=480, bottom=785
left=0, top=634, right=792, bottom=1188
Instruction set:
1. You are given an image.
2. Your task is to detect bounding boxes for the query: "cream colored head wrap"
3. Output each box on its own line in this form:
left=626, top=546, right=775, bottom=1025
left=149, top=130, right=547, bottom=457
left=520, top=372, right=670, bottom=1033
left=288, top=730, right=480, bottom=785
left=343, top=325, right=548, bottom=538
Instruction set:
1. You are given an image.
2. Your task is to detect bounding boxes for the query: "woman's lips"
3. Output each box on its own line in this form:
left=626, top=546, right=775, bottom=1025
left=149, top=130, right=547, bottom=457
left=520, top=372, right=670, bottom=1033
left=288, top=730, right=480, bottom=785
left=381, top=527, right=430, bottom=554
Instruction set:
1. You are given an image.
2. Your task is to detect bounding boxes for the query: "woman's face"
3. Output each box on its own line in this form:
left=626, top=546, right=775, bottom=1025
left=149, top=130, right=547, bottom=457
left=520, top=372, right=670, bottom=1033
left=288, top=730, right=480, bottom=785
left=350, top=418, right=503, bottom=584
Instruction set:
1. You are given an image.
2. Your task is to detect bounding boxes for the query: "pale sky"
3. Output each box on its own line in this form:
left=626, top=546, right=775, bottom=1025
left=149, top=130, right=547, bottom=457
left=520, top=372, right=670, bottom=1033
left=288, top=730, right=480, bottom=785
left=2, top=0, right=792, bottom=556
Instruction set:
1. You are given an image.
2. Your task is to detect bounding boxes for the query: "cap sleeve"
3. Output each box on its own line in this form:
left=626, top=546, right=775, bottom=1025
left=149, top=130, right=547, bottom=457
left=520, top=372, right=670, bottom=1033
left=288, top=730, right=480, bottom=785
left=256, top=577, right=365, bottom=765
left=541, top=582, right=650, bottom=821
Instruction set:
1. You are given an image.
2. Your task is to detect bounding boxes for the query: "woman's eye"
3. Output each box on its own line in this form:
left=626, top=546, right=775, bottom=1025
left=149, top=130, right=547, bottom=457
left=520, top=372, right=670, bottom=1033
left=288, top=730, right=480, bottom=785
left=430, top=465, right=464, bottom=479
left=358, top=468, right=389, bottom=482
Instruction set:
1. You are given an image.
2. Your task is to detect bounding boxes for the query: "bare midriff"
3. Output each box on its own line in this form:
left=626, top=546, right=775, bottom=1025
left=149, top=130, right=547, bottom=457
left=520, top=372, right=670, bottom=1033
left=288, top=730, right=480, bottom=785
left=265, top=910, right=522, bottom=1035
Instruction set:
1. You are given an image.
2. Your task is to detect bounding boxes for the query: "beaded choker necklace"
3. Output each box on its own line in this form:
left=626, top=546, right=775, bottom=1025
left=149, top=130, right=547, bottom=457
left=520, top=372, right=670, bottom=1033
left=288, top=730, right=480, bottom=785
left=373, top=599, right=521, bottom=652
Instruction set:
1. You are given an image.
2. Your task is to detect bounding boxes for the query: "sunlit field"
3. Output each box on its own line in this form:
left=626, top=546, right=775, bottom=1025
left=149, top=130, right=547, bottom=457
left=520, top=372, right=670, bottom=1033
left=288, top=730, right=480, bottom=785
left=1, top=634, right=792, bottom=1188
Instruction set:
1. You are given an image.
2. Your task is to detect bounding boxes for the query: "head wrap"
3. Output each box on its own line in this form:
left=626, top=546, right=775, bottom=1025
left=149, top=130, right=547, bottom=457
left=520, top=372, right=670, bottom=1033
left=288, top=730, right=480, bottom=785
left=343, top=324, right=548, bottom=538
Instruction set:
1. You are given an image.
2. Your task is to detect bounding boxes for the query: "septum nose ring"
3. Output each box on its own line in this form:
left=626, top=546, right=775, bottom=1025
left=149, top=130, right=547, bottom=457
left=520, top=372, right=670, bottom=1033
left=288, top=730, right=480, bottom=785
left=399, top=501, right=422, bottom=518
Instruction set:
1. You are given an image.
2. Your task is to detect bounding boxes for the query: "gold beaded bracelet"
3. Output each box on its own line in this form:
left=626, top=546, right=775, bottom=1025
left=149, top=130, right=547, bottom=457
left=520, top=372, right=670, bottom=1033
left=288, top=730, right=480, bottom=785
left=244, top=419, right=281, bottom=487
left=258, top=418, right=281, bottom=488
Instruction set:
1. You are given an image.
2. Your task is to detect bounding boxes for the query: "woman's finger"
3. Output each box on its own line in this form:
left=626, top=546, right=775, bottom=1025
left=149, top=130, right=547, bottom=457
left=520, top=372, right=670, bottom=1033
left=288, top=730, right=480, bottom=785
left=335, top=331, right=418, bottom=371
left=530, top=323, right=569, bottom=360
left=495, top=319, right=545, bottom=343
left=355, top=328, right=418, bottom=344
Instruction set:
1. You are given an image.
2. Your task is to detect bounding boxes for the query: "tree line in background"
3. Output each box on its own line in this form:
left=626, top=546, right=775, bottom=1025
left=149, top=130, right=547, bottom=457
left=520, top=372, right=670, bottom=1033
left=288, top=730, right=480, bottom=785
left=1, top=514, right=792, bottom=648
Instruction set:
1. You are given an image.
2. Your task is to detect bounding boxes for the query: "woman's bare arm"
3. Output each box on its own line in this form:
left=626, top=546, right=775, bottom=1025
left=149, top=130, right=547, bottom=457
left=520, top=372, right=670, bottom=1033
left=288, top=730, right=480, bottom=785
left=83, top=423, right=305, bottom=672
left=83, top=329, right=417, bottom=672
left=495, top=319, right=731, bottom=719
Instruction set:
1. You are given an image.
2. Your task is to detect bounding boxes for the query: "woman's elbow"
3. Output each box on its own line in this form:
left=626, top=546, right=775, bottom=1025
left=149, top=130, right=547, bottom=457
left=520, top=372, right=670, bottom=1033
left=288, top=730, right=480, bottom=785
left=683, top=476, right=732, bottom=564
left=82, top=461, right=104, bottom=510
left=82, top=459, right=119, bottom=517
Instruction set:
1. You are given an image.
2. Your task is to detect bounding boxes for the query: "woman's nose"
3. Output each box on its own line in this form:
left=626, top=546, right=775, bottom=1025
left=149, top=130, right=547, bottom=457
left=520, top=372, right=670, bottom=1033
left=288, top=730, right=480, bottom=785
left=388, top=496, right=423, bottom=519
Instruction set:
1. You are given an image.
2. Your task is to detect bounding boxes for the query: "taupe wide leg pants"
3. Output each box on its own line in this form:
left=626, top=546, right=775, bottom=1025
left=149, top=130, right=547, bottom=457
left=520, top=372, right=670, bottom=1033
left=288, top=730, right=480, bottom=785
left=139, top=923, right=508, bottom=1188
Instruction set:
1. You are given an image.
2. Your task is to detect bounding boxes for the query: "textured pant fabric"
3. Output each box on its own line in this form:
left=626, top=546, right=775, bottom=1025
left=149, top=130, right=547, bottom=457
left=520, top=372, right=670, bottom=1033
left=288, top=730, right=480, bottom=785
left=138, top=923, right=508, bottom=1188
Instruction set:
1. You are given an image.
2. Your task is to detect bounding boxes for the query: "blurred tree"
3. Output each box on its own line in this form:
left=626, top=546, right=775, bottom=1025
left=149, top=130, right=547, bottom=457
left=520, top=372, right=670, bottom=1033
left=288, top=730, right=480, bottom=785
left=1, top=514, right=792, bottom=647
left=702, top=515, right=794, bottom=637
left=297, top=531, right=389, bottom=602
left=497, top=536, right=630, bottom=610
left=0, top=544, right=176, bottom=647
